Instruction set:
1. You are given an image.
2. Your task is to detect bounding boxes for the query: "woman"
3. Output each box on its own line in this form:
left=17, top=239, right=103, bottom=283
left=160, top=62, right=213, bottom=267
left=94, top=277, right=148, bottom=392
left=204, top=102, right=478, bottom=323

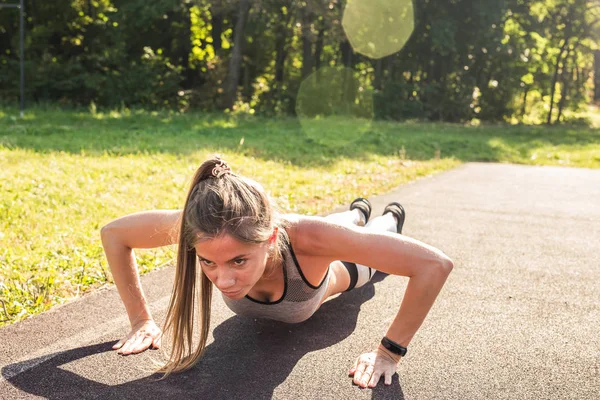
left=101, top=155, right=453, bottom=389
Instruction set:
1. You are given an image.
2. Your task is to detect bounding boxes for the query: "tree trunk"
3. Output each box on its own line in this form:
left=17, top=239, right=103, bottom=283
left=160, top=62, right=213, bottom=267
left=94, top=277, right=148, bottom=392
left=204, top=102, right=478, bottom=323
left=556, top=44, right=578, bottom=123
left=274, top=34, right=287, bottom=83
left=340, top=40, right=353, bottom=67
left=547, top=38, right=569, bottom=125
left=556, top=76, right=568, bottom=124
left=272, top=6, right=294, bottom=108
left=274, top=6, right=293, bottom=84
left=374, top=59, right=383, bottom=90
left=314, top=20, right=325, bottom=71
left=181, top=3, right=194, bottom=89
left=387, top=56, right=395, bottom=82
left=301, top=9, right=314, bottom=79
left=338, top=41, right=354, bottom=111
left=520, top=86, right=529, bottom=122
left=88, top=0, right=94, bottom=17
left=221, top=0, right=251, bottom=110
left=406, top=70, right=413, bottom=101
left=242, top=60, right=252, bottom=101
left=211, top=10, right=223, bottom=52
left=595, top=50, right=600, bottom=101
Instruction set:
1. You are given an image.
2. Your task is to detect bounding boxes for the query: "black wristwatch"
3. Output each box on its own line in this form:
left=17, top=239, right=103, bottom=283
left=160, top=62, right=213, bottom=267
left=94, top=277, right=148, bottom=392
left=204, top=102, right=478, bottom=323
left=380, top=336, right=407, bottom=357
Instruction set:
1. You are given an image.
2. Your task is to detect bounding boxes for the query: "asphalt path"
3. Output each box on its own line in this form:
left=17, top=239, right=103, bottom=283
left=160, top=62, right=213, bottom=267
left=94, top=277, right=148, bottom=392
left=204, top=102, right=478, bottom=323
left=1, top=162, right=599, bottom=399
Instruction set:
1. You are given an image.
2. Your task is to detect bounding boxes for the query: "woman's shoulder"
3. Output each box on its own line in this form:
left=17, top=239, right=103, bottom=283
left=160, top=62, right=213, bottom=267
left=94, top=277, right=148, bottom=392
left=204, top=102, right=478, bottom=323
left=279, top=213, right=330, bottom=255
left=279, top=213, right=324, bottom=232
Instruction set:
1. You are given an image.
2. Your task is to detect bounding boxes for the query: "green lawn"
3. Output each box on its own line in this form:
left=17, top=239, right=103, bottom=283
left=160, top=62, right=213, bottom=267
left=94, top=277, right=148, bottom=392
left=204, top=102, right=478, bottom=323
left=1, top=106, right=599, bottom=327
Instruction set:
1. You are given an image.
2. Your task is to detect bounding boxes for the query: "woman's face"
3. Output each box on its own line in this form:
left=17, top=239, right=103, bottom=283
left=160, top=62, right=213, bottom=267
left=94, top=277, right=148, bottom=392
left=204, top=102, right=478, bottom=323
left=194, top=230, right=277, bottom=299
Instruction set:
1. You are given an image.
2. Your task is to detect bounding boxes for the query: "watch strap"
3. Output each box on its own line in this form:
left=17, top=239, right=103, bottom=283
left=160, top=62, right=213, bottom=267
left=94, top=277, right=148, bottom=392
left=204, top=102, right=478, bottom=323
left=380, top=336, right=407, bottom=357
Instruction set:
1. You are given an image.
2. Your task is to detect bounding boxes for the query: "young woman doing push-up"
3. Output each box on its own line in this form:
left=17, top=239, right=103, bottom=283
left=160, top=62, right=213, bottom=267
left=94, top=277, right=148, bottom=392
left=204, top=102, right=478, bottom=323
left=100, top=155, right=453, bottom=389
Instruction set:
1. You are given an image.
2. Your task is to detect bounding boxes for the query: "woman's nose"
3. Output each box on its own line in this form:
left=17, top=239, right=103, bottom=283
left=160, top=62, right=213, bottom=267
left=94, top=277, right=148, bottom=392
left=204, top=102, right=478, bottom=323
left=215, top=269, right=236, bottom=290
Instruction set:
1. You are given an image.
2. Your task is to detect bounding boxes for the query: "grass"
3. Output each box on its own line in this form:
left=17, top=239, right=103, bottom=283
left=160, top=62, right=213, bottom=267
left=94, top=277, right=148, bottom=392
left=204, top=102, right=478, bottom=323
left=0, top=106, right=599, bottom=327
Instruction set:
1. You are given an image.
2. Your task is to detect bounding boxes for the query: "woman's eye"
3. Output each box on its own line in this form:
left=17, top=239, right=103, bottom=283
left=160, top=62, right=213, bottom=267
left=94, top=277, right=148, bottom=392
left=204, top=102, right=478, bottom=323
left=233, top=259, right=246, bottom=266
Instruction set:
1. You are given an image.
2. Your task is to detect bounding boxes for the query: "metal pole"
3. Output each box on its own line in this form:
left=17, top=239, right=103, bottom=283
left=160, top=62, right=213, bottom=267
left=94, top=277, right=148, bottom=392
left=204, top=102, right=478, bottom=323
left=19, top=0, right=24, bottom=118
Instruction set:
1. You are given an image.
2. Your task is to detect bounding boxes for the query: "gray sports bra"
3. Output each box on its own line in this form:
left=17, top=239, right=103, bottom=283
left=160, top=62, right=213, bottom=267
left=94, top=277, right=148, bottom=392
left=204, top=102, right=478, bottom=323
left=221, top=235, right=330, bottom=324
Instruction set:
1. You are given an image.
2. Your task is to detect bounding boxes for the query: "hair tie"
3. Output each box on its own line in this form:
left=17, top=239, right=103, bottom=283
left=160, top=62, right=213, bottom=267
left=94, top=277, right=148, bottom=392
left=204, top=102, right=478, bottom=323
left=212, top=160, right=232, bottom=178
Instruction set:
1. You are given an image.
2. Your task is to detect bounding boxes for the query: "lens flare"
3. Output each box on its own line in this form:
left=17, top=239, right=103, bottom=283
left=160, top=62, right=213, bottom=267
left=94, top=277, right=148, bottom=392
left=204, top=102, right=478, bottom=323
left=342, top=0, right=414, bottom=59
left=296, top=67, right=374, bottom=147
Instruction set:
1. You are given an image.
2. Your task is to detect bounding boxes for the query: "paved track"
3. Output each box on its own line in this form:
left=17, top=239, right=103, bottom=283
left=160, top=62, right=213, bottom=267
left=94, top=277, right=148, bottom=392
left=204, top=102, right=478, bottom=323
left=1, top=162, right=599, bottom=399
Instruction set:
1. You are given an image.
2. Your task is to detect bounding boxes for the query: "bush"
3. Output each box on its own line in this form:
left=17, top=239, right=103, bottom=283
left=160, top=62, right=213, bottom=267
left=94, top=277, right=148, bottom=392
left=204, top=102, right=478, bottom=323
left=0, top=48, right=184, bottom=109
left=374, top=81, right=426, bottom=121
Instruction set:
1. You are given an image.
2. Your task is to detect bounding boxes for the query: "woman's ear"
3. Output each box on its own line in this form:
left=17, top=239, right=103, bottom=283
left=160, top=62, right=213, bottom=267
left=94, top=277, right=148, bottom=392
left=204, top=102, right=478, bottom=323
left=268, top=226, right=279, bottom=245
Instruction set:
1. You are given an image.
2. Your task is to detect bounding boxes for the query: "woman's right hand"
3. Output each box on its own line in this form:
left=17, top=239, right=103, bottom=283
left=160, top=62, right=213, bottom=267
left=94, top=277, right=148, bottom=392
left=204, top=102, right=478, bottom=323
left=112, top=319, right=162, bottom=355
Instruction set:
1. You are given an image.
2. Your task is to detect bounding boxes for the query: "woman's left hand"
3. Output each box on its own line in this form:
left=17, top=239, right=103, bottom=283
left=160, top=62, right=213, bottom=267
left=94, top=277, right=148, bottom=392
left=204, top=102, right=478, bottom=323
left=348, top=346, right=401, bottom=388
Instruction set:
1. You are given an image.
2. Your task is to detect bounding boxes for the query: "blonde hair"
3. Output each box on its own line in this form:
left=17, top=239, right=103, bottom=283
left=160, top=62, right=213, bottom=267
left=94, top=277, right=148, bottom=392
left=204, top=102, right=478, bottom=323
left=156, top=155, right=289, bottom=378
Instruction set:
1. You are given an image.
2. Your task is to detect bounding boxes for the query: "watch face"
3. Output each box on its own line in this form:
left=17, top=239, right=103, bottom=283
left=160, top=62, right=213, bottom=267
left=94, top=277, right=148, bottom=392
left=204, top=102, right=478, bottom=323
left=382, top=337, right=407, bottom=356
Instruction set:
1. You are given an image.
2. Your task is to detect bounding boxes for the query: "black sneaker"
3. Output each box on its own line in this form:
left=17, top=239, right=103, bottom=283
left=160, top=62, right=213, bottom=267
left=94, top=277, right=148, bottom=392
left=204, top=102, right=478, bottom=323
left=383, top=202, right=406, bottom=234
left=349, top=198, right=372, bottom=225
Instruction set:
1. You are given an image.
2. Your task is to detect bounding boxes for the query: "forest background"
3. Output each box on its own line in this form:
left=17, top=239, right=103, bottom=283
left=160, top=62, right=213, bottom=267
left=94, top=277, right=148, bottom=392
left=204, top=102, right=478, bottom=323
left=1, top=0, right=600, bottom=125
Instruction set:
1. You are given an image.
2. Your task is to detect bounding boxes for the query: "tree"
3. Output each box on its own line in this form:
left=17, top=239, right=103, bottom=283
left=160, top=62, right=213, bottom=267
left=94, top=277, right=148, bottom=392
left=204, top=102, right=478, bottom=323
left=221, top=0, right=250, bottom=109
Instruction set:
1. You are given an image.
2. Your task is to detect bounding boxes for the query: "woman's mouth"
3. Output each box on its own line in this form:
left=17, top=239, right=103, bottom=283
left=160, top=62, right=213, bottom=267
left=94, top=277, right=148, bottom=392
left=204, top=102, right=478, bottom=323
left=222, top=288, right=242, bottom=297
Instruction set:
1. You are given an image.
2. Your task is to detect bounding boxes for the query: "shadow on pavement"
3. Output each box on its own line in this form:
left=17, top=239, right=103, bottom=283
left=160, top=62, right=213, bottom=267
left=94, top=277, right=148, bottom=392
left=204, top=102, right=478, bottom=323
left=3, top=273, right=404, bottom=400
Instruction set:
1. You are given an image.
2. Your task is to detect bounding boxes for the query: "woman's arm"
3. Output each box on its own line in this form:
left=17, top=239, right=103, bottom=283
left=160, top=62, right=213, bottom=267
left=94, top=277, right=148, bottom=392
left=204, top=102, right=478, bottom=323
left=100, top=210, right=182, bottom=326
left=296, top=216, right=453, bottom=365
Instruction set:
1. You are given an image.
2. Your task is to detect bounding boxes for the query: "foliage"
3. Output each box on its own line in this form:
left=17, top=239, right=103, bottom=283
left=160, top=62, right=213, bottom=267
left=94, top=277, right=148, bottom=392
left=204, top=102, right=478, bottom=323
left=0, top=0, right=598, bottom=123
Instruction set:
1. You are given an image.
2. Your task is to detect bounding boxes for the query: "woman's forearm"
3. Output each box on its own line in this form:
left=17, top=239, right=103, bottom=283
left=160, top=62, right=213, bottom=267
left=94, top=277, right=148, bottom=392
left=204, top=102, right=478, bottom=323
left=101, top=227, right=153, bottom=326
left=381, top=260, right=453, bottom=357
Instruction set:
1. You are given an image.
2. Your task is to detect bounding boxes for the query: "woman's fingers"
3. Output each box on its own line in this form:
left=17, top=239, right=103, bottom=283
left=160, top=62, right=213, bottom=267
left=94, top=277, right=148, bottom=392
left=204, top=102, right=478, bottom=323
left=131, top=335, right=153, bottom=354
left=127, top=333, right=147, bottom=354
left=354, top=361, right=375, bottom=387
left=348, top=356, right=360, bottom=375
left=368, top=372, right=382, bottom=388
left=118, top=333, right=142, bottom=355
left=359, top=364, right=374, bottom=387
left=114, top=320, right=162, bottom=355
left=117, top=338, right=135, bottom=355
left=352, top=362, right=367, bottom=385
left=384, top=371, right=393, bottom=386
left=350, top=350, right=399, bottom=388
